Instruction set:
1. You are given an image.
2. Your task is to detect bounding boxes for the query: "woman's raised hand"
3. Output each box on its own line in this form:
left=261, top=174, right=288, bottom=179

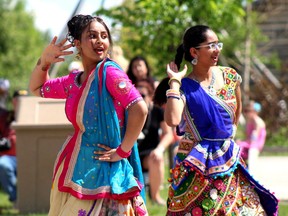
left=41, top=36, right=74, bottom=66
left=167, top=62, right=187, bottom=80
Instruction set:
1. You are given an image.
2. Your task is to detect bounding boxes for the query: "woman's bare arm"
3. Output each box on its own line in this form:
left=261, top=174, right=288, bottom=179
left=164, top=62, right=187, bottom=127
left=235, top=84, right=242, bottom=125
left=121, top=100, right=148, bottom=152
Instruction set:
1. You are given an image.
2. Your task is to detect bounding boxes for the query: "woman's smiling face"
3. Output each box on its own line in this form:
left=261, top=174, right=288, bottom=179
left=80, top=21, right=110, bottom=63
left=196, top=30, right=221, bottom=67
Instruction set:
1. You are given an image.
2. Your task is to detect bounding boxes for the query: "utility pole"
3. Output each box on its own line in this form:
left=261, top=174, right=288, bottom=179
left=50, top=0, right=85, bottom=78
left=243, top=2, right=252, bottom=105
left=100, top=0, right=105, bottom=9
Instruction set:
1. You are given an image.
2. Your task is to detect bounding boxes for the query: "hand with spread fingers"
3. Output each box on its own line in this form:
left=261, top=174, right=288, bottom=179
left=41, top=36, right=74, bottom=66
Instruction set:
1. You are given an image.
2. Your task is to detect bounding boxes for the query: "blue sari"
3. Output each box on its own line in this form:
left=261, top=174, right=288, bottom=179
left=167, top=67, right=278, bottom=215
left=54, top=59, right=145, bottom=201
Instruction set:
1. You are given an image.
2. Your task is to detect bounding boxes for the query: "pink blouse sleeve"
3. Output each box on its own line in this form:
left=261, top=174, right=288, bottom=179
left=40, top=72, right=79, bottom=99
left=106, top=66, right=142, bottom=109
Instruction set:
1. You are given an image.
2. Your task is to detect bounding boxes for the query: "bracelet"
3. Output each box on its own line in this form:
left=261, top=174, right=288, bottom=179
left=166, top=89, right=180, bottom=95
left=166, top=89, right=181, bottom=100
left=166, top=92, right=180, bottom=97
left=116, top=145, right=132, bottom=158
left=168, top=77, right=182, bottom=86
left=167, top=95, right=180, bottom=100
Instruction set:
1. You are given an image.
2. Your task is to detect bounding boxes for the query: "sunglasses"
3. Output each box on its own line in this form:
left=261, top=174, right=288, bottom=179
left=195, top=42, right=223, bottom=50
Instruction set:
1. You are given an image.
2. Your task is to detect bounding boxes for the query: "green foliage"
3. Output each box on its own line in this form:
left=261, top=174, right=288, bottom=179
left=235, top=123, right=246, bottom=140
left=0, top=0, right=49, bottom=99
left=266, top=126, right=288, bottom=147
left=95, top=0, right=265, bottom=79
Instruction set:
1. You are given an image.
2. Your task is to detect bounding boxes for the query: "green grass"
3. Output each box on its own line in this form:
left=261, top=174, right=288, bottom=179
left=0, top=191, right=46, bottom=215
left=0, top=151, right=288, bottom=216
left=279, top=201, right=288, bottom=216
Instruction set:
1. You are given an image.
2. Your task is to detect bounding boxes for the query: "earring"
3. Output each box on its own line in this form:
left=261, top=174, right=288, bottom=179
left=75, top=53, right=81, bottom=60
left=191, top=58, right=198, bottom=65
left=75, top=49, right=81, bottom=60
left=107, top=50, right=112, bottom=58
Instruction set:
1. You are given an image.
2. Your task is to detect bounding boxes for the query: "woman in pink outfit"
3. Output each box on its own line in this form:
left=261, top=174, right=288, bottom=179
left=237, top=101, right=266, bottom=173
left=29, top=14, right=148, bottom=216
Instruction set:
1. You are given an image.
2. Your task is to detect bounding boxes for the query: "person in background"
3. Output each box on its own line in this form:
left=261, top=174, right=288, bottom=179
left=28, top=14, right=148, bottom=216
left=0, top=79, right=10, bottom=109
left=127, top=56, right=159, bottom=88
left=0, top=87, right=28, bottom=209
left=110, top=45, right=129, bottom=72
left=153, top=77, right=182, bottom=169
left=237, top=100, right=266, bottom=173
left=155, top=25, right=278, bottom=215
left=68, top=61, right=84, bottom=72
left=0, top=79, right=16, bottom=207
left=136, top=79, right=174, bottom=206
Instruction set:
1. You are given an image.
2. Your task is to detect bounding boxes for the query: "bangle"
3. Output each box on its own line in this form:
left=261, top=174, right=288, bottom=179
left=166, top=89, right=180, bottom=95
left=167, top=95, right=180, bottom=100
left=116, top=145, right=131, bottom=158
left=166, top=89, right=180, bottom=100
left=168, top=77, right=182, bottom=86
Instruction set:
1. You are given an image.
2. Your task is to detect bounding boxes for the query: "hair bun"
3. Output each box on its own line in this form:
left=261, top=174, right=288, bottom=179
left=67, top=15, right=94, bottom=44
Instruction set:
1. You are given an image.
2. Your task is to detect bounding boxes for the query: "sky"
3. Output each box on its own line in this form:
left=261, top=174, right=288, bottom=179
left=25, top=0, right=123, bottom=36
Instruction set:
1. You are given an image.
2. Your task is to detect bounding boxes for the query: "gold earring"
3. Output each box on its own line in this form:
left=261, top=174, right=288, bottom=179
left=75, top=49, right=81, bottom=60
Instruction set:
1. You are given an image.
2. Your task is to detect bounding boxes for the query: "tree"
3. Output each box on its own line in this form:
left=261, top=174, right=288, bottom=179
left=95, top=0, right=288, bottom=136
left=95, top=0, right=265, bottom=78
left=0, top=0, right=49, bottom=98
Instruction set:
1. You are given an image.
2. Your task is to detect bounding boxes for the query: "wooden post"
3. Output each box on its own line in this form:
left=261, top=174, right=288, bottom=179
left=243, top=2, right=252, bottom=105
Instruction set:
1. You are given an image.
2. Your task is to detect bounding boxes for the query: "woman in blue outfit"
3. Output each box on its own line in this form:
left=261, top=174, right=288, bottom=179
left=155, top=25, right=278, bottom=215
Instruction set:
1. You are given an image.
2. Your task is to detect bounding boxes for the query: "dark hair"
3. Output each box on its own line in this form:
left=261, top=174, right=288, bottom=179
left=153, top=25, right=212, bottom=106
left=13, top=90, right=28, bottom=98
left=153, top=77, right=170, bottom=107
left=135, top=79, right=155, bottom=97
left=66, top=14, right=113, bottom=47
left=175, top=25, right=211, bottom=69
left=127, top=56, right=152, bottom=84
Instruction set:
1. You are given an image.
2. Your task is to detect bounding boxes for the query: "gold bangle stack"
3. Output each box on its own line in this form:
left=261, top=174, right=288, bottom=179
left=168, top=77, right=182, bottom=86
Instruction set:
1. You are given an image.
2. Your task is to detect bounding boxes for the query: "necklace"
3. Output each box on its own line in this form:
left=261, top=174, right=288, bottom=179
left=207, top=70, right=216, bottom=95
left=191, top=70, right=216, bottom=95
